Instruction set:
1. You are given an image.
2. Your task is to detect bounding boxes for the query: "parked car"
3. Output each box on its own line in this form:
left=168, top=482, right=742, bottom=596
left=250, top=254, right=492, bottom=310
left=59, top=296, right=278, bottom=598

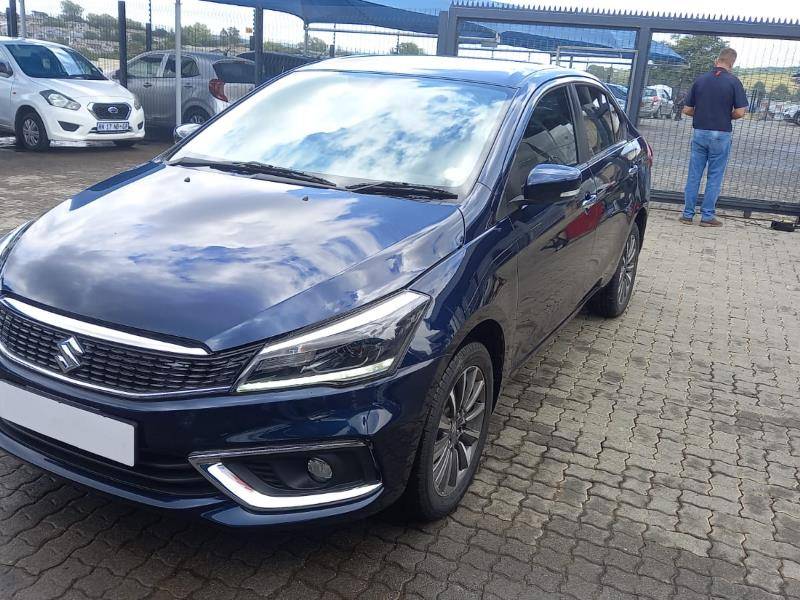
left=237, top=50, right=318, bottom=82
left=0, top=36, right=145, bottom=150
left=116, top=51, right=255, bottom=127
left=0, top=56, right=650, bottom=527
left=606, top=83, right=628, bottom=108
left=781, top=103, right=800, bottom=124
left=640, top=86, right=673, bottom=119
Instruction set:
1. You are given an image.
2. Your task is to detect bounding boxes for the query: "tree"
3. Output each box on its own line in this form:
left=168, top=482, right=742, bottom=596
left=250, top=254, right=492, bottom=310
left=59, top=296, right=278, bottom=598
left=220, top=27, right=241, bottom=47
left=182, top=22, right=215, bottom=47
left=586, top=64, right=610, bottom=81
left=60, top=0, right=84, bottom=22
left=86, top=13, right=117, bottom=30
left=649, top=35, right=728, bottom=96
left=392, top=42, right=424, bottom=56
left=299, top=36, right=328, bottom=54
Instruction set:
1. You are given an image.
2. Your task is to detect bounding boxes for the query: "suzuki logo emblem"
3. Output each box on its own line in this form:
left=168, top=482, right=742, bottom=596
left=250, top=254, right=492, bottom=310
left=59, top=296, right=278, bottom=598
left=55, top=337, right=84, bottom=373
left=108, top=106, right=119, bottom=115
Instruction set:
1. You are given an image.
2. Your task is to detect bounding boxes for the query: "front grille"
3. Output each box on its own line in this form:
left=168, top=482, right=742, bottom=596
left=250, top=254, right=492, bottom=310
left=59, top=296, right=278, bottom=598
left=0, top=305, right=260, bottom=397
left=91, top=103, right=131, bottom=120
left=0, top=419, right=216, bottom=497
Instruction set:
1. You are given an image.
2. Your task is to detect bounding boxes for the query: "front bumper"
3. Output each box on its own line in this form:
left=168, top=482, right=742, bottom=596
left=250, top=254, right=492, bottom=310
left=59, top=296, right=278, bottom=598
left=38, top=101, right=146, bottom=143
left=0, top=352, right=440, bottom=527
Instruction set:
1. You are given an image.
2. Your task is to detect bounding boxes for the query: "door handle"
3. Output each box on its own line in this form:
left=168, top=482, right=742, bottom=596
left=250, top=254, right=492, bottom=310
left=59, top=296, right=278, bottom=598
left=581, top=194, right=599, bottom=212
left=183, top=83, right=193, bottom=88
left=628, top=165, right=639, bottom=177
left=142, top=82, right=153, bottom=88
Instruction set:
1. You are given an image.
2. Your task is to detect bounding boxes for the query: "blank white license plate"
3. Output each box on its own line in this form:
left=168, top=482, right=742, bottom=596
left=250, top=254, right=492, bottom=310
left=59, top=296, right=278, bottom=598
left=97, top=121, right=129, bottom=132
left=0, top=381, right=135, bottom=466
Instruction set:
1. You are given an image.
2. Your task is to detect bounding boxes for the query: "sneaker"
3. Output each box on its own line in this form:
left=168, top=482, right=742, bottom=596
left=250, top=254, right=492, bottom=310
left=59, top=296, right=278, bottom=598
left=700, top=218, right=723, bottom=227
left=678, top=216, right=694, bottom=224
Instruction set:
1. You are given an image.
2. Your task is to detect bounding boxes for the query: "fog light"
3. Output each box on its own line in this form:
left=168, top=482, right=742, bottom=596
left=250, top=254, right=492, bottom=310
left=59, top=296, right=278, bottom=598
left=307, top=457, right=333, bottom=483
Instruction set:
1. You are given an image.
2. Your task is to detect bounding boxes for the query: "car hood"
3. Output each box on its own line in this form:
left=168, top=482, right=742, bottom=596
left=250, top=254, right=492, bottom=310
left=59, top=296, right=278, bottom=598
left=1, top=163, right=464, bottom=351
left=32, top=78, right=132, bottom=101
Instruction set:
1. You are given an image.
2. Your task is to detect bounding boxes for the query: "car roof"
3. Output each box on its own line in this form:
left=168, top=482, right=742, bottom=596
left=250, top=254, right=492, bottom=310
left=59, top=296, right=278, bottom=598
left=132, top=49, right=245, bottom=62
left=299, top=55, right=590, bottom=88
left=0, top=35, right=70, bottom=50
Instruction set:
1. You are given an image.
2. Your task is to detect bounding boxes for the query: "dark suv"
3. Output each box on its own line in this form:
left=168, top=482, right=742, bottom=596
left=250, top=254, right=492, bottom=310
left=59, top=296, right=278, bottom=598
left=0, top=56, right=650, bottom=527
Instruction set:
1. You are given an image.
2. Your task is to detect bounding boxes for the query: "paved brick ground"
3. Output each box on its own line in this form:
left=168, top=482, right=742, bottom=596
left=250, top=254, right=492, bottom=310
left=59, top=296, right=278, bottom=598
left=2, top=145, right=800, bottom=599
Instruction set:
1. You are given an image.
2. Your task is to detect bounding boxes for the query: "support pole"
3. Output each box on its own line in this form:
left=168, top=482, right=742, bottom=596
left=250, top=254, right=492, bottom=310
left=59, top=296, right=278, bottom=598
left=117, top=1, right=128, bottom=88
left=7, top=0, right=18, bottom=38
left=627, top=26, right=652, bottom=124
left=253, top=7, right=263, bottom=84
left=303, top=23, right=309, bottom=54
left=146, top=0, right=152, bottom=51
left=18, top=0, right=25, bottom=37
left=175, top=0, right=182, bottom=126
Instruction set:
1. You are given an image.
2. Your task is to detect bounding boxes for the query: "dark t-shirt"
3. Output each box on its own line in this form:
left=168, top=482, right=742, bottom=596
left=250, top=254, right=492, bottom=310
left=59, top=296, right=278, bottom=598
left=685, top=67, right=748, bottom=132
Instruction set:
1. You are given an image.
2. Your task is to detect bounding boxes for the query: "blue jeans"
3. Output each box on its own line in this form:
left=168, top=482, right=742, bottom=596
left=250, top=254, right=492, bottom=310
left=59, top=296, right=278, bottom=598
left=683, top=129, right=733, bottom=221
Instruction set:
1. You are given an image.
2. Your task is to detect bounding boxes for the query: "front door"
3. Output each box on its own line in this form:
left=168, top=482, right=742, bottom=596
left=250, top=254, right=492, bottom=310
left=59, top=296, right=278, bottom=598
left=503, top=84, right=599, bottom=365
left=126, top=53, right=164, bottom=126
left=0, top=47, right=14, bottom=130
left=574, top=84, right=640, bottom=285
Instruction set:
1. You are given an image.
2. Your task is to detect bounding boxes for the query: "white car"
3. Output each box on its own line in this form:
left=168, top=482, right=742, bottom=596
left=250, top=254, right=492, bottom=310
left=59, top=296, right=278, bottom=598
left=782, top=104, right=800, bottom=125
left=0, top=37, right=145, bottom=150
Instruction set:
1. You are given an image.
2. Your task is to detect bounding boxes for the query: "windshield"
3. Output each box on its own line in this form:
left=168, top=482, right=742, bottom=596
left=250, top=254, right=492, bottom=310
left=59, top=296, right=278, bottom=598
left=6, top=44, right=105, bottom=80
left=170, top=70, right=513, bottom=190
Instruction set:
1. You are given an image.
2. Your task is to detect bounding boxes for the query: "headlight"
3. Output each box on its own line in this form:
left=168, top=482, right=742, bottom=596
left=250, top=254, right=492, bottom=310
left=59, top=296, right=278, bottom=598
left=40, top=90, right=81, bottom=110
left=0, top=222, right=31, bottom=268
left=236, top=291, right=429, bottom=393
left=132, top=94, right=141, bottom=111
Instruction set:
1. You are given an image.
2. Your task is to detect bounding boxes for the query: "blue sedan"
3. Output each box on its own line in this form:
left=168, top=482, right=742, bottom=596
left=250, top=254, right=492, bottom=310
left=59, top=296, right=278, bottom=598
left=0, top=56, right=650, bottom=526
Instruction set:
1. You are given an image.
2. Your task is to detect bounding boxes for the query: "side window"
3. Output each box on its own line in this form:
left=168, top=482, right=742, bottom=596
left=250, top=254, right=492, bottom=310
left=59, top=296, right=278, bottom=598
left=503, top=86, right=578, bottom=204
left=163, top=57, right=199, bottom=78
left=128, top=54, right=162, bottom=78
left=576, top=85, right=621, bottom=156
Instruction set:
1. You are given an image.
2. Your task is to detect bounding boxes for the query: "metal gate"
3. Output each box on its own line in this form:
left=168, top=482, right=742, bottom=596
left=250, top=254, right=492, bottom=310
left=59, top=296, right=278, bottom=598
left=437, top=4, right=800, bottom=217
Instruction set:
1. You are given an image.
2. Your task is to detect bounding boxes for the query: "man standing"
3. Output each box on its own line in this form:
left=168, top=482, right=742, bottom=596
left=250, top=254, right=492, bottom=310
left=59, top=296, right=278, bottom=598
left=680, top=48, right=748, bottom=227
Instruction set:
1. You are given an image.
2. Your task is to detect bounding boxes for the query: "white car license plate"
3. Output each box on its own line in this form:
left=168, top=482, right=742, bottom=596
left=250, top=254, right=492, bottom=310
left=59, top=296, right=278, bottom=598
left=97, top=121, right=129, bottom=132
left=0, top=381, right=135, bottom=466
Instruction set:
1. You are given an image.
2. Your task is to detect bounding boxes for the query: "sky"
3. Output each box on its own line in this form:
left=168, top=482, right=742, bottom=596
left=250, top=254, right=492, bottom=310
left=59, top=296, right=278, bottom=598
left=17, top=0, right=800, bottom=68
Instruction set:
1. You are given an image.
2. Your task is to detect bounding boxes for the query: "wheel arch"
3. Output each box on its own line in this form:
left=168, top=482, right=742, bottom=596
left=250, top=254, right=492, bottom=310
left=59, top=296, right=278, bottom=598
left=455, top=319, right=505, bottom=409
left=14, top=105, right=41, bottom=130
left=634, top=206, right=648, bottom=242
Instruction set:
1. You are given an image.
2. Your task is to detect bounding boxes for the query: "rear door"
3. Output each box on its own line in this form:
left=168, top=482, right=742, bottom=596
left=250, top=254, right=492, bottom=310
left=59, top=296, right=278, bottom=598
left=575, top=83, right=642, bottom=286
left=163, top=54, right=204, bottom=122
left=504, top=83, right=598, bottom=364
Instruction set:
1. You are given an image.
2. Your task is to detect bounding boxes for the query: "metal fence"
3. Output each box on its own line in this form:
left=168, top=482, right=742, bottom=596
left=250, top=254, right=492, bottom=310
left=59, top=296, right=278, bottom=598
left=439, top=3, right=800, bottom=216
left=3, top=0, right=438, bottom=131
left=4, top=1, right=800, bottom=215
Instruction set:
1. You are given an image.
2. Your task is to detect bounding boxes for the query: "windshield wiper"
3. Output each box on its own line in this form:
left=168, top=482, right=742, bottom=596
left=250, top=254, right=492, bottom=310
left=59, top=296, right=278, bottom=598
left=346, top=180, right=458, bottom=200
left=169, top=158, right=339, bottom=188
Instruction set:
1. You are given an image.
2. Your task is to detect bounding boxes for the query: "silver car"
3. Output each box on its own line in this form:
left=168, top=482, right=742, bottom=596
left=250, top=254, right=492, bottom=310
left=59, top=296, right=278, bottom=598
left=116, top=51, right=255, bottom=127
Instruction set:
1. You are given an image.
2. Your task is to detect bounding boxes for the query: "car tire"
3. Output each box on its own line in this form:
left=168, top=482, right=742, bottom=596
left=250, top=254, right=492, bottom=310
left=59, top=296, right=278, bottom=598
left=16, top=111, right=49, bottom=151
left=404, top=342, right=494, bottom=521
left=183, top=108, right=210, bottom=125
left=588, top=224, right=641, bottom=319
left=794, top=112, right=800, bottom=126
left=113, top=141, right=137, bottom=148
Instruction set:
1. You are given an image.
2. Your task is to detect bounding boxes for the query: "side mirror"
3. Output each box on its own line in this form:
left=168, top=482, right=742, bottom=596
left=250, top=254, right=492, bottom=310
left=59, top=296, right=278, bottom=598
left=0, top=61, right=12, bottom=78
left=521, top=164, right=583, bottom=204
left=173, top=123, right=201, bottom=143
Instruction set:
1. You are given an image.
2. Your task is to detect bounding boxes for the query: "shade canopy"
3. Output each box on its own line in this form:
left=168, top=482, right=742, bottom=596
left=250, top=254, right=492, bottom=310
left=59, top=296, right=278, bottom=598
left=203, top=0, right=684, bottom=64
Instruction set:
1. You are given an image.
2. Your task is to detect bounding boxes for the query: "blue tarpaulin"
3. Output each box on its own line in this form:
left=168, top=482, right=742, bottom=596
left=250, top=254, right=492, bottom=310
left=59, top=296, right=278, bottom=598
left=204, top=0, right=684, bottom=64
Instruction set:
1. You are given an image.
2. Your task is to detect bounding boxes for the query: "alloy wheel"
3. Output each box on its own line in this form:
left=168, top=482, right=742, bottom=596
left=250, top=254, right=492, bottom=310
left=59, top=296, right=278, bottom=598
left=188, top=113, right=207, bottom=124
left=432, top=365, right=487, bottom=497
left=617, top=231, right=638, bottom=306
left=22, top=118, right=40, bottom=147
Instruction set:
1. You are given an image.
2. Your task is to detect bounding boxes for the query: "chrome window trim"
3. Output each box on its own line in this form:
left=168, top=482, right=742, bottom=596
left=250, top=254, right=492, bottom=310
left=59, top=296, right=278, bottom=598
left=2, top=297, right=209, bottom=356
left=0, top=338, right=228, bottom=399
